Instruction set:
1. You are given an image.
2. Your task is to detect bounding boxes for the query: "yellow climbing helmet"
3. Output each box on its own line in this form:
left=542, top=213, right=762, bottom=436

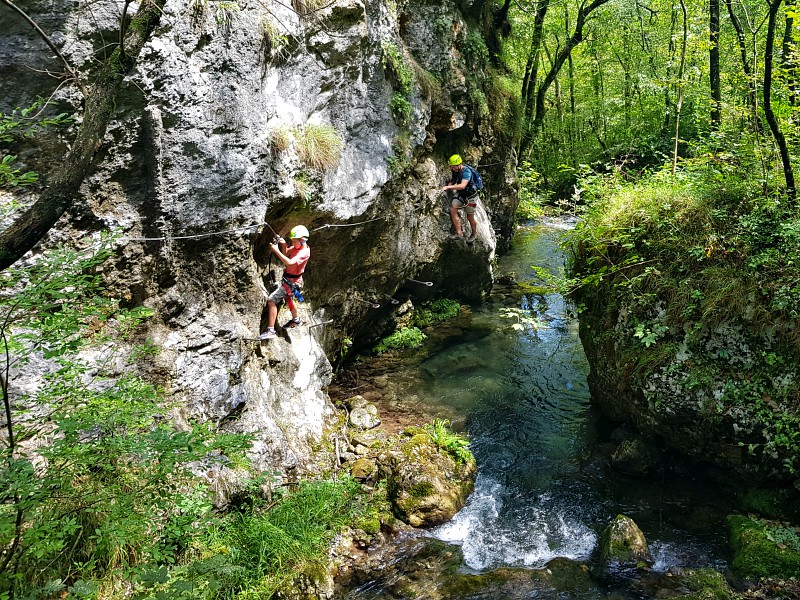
left=289, top=225, right=310, bottom=239
left=449, top=154, right=463, bottom=166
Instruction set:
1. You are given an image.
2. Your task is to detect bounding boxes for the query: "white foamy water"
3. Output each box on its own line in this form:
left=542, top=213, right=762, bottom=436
left=432, top=475, right=598, bottom=571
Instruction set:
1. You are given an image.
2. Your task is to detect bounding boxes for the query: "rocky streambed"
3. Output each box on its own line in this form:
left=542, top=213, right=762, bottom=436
left=324, top=220, right=800, bottom=600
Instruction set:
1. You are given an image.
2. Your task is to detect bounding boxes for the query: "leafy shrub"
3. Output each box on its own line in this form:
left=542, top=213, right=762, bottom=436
left=373, top=326, right=426, bottom=353
left=295, top=124, right=343, bottom=171
left=390, top=94, right=412, bottom=125
left=516, top=161, right=545, bottom=220
left=381, top=41, right=414, bottom=95
left=425, top=419, right=472, bottom=464
left=0, top=234, right=249, bottom=598
left=413, top=298, right=461, bottom=328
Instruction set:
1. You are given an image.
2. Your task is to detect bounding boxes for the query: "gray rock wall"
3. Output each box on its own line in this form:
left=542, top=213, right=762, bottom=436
left=0, top=0, right=517, bottom=471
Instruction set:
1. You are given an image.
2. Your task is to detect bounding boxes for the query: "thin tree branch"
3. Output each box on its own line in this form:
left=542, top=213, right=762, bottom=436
left=0, top=0, right=88, bottom=98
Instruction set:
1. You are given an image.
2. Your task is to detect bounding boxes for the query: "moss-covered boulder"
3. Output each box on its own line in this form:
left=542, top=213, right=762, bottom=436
left=385, top=429, right=476, bottom=527
left=599, top=514, right=653, bottom=568
left=728, top=514, right=800, bottom=578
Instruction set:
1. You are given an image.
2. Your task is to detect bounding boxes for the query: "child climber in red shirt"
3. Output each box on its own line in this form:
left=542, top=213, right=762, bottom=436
left=259, top=225, right=311, bottom=340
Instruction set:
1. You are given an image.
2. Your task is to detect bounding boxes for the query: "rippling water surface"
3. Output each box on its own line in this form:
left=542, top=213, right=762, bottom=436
left=346, top=219, right=731, bottom=598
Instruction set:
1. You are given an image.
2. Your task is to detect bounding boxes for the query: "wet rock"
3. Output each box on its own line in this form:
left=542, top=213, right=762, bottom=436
left=528, top=557, right=595, bottom=593
left=386, top=432, right=476, bottom=527
left=599, top=514, right=653, bottom=569
left=611, top=436, right=662, bottom=477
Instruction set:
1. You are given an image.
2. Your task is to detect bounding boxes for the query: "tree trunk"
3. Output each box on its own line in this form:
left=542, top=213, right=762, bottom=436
left=531, top=0, right=613, bottom=133
left=724, top=0, right=761, bottom=132
left=710, top=0, right=722, bottom=127
left=782, top=8, right=798, bottom=105
left=519, top=0, right=550, bottom=156
left=672, top=0, right=688, bottom=175
left=0, top=0, right=167, bottom=271
left=764, top=0, right=796, bottom=200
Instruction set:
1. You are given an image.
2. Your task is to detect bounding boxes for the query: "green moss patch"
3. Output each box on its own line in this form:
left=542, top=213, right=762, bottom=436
left=728, top=515, right=800, bottom=579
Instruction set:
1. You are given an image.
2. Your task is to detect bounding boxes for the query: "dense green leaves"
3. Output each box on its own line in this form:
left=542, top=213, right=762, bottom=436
left=0, top=236, right=249, bottom=598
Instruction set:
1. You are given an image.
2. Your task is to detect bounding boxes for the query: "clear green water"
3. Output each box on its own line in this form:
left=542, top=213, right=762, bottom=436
left=347, top=219, right=731, bottom=597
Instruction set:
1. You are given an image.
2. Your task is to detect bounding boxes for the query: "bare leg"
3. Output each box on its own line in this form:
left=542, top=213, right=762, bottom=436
left=267, top=299, right=278, bottom=329
left=449, top=204, right=463, bottom=237
left=467, top=213, right=478, bottom=238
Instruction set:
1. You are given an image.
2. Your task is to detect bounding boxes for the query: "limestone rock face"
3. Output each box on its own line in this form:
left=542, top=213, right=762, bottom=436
left=0, top=0, right=517, bottom=472
left=599, top=514, right=653, bottom=569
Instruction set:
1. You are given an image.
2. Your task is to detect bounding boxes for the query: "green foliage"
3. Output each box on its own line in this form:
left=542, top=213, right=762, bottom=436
left=728, top=515, right=800, bottom=579
left=381, top=41, right=415, bottom=96
left=412, top=298, right=461, bottom=328
left=295, top=124, right=343, bottom=171
left=390, top=94, right=413, bottom=125
left=0, top=235, right=249, bottom=597
left=568, top=160, right=800, bottom=473
left=387, top=132, right=412, bottom=176
left=461, top=31, right=489, bottom=68
left=373, top=326, right=426, bottom=353
left=0, top=155, right=38, bottom=188
left=0, top=99, right=73, bottom=190
left=424, top=419, right=472, bottom=465
left=260, top=17, right=290, bottom=63
left=137, top=478, right=367, bottom=599
left=0, top=100, right=73, bottom=143
left=516, top=161, right=545, bottom=220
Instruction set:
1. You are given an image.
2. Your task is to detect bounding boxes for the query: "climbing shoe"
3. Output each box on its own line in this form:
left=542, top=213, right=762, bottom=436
left=466, top=233, right=477, bottom=243
left=258, top=329, right=277, bottom=340
left=283, top=317, right=302, bottom=328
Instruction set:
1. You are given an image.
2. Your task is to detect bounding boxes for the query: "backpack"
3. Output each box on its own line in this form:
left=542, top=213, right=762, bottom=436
left=466, top=165, right=484, bottom=191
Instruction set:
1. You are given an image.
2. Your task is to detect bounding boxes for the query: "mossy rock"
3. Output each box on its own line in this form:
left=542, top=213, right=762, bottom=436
left=599, top=514, right=653, bottom=568
left=728, top=514, right=800, bottom=578
left=386, top=433, right=476, bottom=527
left=679, top=568, right=732, bottom=600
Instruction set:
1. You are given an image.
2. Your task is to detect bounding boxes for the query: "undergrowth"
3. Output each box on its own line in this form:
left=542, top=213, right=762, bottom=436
left=374, top=326, right=426, bottom=353
left=568, top=157, right=800, bottom=474
left=413, top=298, right=461, bottom=328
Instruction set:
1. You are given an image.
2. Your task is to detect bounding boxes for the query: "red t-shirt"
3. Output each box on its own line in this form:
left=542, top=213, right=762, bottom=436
left=285, top=244, right=310, bottom=277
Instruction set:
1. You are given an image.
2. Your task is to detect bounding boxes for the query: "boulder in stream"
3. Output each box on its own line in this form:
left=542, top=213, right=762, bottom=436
left=385, top=429, right=476, bottom=527
left=599, top=514, right=654, bottom=569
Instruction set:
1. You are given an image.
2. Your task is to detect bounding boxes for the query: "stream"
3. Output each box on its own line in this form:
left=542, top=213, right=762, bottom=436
left=343, top=219, right=733, bottom=599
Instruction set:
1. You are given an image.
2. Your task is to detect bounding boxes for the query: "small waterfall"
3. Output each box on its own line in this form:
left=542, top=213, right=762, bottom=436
left=433, top=474, right=597, bottom=570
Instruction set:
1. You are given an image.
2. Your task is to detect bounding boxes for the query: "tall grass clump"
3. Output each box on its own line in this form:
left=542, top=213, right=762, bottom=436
left=295, top=124, right=343, bottom=171
left=137, top=478, right=367, bottom=599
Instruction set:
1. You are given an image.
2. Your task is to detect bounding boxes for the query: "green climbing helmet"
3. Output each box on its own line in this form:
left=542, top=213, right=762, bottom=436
left=449, top=154, right=463, bottom=166
left=289, top=225, right=310, bottom=239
